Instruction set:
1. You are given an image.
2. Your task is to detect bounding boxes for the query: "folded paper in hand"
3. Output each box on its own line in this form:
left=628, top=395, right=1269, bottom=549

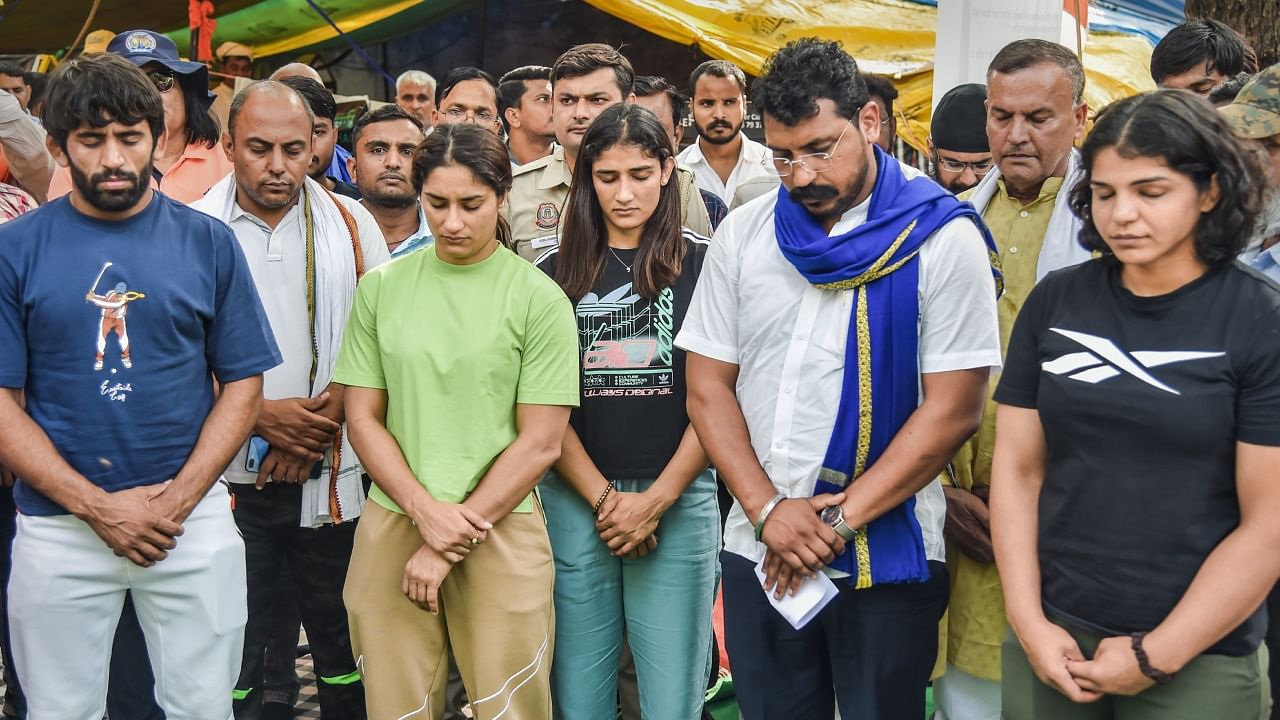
left=753, top=559, right=840, bottom=630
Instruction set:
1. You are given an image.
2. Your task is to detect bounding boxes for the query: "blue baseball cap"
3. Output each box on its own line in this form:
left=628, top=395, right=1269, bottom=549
left=107, top=30, right=215, bottom=105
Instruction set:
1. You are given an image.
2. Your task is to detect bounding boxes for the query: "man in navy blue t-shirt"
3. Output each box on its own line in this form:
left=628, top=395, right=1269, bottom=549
left=0, top=54, right=281, bottom=719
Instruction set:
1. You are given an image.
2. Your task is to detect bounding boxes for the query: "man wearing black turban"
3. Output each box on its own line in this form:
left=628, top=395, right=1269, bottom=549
left=929, top=83, right=992, bottom=193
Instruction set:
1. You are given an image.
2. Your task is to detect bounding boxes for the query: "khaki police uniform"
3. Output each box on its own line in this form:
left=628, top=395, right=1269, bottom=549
left=505, top=145, right=713, bottom=262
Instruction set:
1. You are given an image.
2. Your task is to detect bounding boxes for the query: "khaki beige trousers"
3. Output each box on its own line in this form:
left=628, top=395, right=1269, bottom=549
left=344, top=501, right=555, bottom=720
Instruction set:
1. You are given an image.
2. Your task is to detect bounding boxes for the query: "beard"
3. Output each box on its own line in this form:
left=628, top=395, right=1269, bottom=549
left=695, top=117, right=744, bottom=146
left=1252, top=186, right=1280, bottom=246
left=787, top=152, right=873, bottom=221
left=244, top=175, right=301, bottom=210
left=69, top=161, right=150, bottom=213
left=933, top=167, right=977, bottom=194
left=364, top=182, right=418, bottom=210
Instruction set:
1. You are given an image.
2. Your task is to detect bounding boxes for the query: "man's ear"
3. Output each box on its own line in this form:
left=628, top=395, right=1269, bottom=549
left=504, top=106, right=521, bottom=131
left=221, top=129, right=234, bottom=162
left=1073, top=101, right=1089, bottom=145
left=346, top=154, right=357, bottom=184
left=45, top=133, right=69, bottom=169
left=859, top=100, right=881, bottom=143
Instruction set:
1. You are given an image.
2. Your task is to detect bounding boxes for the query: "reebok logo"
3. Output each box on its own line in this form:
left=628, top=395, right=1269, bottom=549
left=1041, top=328, right=1224, bottom=395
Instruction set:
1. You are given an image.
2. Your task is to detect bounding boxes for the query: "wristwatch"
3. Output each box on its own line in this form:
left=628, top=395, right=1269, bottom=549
left=821, top=505, right=857, bottom=542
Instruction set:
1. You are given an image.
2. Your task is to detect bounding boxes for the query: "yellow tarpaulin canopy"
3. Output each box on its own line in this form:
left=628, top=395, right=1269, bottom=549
left=582, top=0, right=1158, bottom=152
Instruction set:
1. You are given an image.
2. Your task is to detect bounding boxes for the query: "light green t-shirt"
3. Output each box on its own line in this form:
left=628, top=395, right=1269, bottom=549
left=334, top=244, right=580, bottom=515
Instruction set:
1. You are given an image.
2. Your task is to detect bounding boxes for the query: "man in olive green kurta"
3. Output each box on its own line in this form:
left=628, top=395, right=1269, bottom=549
left=933, top=40, right=1089, bottom=720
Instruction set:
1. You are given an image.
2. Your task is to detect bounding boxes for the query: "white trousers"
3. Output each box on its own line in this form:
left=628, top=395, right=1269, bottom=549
left=8, top=483, right=247, bottom=720
left=934, top=663, right=1002, bottom=720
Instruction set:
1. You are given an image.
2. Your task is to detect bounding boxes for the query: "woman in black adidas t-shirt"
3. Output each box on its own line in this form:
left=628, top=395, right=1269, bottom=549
left=991, top=90, right=1280, bottom=719
left=534, top=104, right=718, bottom=720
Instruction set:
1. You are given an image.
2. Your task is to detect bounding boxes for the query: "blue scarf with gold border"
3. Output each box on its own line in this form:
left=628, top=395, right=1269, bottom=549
left=775, top=145, right=999, bottom=585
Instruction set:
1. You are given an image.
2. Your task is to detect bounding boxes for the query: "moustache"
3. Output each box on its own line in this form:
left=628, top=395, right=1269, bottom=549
left=789, top=183, right=839, bottom=203
left=708, top=121, right=732, bottom=131
left=91, top=170, right=139, bottom=186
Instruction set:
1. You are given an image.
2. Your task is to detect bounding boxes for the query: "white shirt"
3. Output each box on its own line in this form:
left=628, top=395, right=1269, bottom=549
left=216, top=193, right=389, bottom=484
left=677, top=135, right=775, bottom=207
left=675, top=169, right=1002, bottom=567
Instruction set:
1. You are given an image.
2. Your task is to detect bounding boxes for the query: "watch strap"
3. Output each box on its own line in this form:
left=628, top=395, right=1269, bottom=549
left=833, top=519, right=857, bottom=542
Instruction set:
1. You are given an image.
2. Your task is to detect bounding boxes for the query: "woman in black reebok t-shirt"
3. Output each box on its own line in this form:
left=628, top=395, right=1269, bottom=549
left=991, top=90, right=1280, bottom=719
left=534, top=104, right=718, bottom=720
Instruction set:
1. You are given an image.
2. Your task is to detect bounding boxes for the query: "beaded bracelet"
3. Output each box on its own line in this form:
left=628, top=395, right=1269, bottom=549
left=592, top=481, right=616, bottom=515
left=1130, top=632, right=1175, bottom=686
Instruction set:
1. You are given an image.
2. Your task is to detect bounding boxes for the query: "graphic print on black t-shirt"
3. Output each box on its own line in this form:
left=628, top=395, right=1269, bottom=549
left=579, top=281, right=676, bottom=398
left=1040, top=327, right=1224, bottom=394
left=536, top=232, right=708, bottom=479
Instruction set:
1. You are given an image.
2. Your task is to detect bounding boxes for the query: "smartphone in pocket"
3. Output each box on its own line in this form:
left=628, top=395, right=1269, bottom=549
left=245, top=435, right=270, bottom=474
left=244, top=435, right=325, bottom=479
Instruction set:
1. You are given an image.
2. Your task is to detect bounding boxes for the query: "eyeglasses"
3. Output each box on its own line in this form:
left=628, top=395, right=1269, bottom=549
left=147, top=70, right=175, bottom=94
left=934, top=155, right=994, bottom=174
left=443, top=106, right=498, bottom=125
left=769, top=120, right=852, bottom=177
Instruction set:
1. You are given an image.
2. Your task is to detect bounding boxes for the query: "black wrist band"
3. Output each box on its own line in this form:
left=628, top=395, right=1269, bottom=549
left=1130, top=632, right=1175, bottom=686
left=592, top=481, right=615, bottom=515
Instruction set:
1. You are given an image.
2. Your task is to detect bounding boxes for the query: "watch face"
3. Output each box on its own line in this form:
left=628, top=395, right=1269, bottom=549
left=821, top=506, right=841, bottom=525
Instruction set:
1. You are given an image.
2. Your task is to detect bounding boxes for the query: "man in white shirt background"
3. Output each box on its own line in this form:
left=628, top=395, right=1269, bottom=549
left=677, top=59, right=774, bottom=208
left=192, top=80, right=390, bottom=720
left=678, top=38, right=1001, bottom=720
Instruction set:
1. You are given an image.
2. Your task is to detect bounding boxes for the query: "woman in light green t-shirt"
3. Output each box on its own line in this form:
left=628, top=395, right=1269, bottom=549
left=334, top=123, right=580, bottom=720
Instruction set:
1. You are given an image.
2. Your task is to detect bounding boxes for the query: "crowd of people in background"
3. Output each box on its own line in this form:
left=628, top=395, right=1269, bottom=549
left=0, top=12, right=1276, bottom=720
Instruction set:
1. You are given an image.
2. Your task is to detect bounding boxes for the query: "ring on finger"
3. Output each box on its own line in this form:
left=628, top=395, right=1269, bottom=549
left=470, top=536, right=479, bottom=546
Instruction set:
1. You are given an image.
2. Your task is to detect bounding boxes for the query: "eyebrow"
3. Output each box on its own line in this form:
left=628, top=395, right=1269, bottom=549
left=988, top=104, right=1052, bottom=116
left=423, top=193, right=487, bottom=202
left=766, top=134, right=842, bottom=155
left=1090, top=176, right=1170, bottom=187
left=596, top=164, right=656, bottom=173
left=247, top=138, right=310, bottom=152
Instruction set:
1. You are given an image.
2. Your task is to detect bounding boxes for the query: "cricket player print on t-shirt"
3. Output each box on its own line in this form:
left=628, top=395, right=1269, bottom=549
left=578, top=281, right=675, bottom=398
left=84, top=261, right=146, bottom=377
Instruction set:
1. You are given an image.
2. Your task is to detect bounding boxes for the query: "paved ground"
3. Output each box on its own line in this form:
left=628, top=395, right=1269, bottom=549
left=293, top=651, right=322, bottom=718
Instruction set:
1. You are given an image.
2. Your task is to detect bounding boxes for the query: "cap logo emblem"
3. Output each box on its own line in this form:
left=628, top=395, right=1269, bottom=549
left=125, top=32, right=157, bottom=54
